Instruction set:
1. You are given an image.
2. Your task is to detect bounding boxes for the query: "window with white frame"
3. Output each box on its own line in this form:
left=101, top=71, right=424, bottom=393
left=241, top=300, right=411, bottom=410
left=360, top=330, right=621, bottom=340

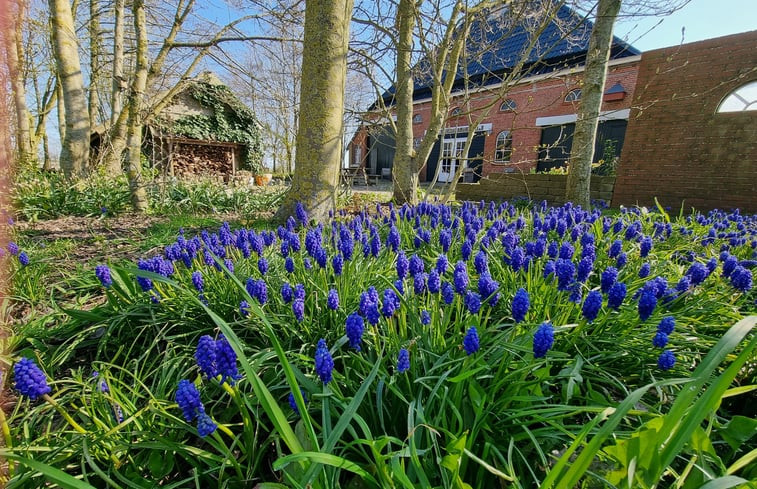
left=564, top=89, right=582, bottom=103
left=500, top=99, right=517, bottom=112
left=413, top=114, right=423, bottom=124
left=494, top=131, right=513, bottom=164
left=450, top=107, right=462, bottom=116
left=717, top=81, right=757, bottom=112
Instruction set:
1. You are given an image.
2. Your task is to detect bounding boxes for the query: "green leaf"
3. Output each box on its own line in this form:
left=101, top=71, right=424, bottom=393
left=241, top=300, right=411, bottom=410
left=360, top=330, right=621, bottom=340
left=719, top=416, right=757, bottom=452
left=274, top=452, right=380, bottom=488
left=1, top=452, right=98, bottom=489
left=698, top=476, right=752, bottom=489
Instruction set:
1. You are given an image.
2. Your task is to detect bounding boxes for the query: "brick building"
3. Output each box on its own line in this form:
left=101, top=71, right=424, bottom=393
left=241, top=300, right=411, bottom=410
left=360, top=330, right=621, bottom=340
left=349, top=4, right=640, bottom=183
left=612, top=30, right=757, bottom=212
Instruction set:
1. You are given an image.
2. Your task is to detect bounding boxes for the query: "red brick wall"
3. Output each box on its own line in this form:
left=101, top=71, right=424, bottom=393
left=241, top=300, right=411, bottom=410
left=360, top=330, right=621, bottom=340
left=409, top=60, right=639, bottom=180
left=613, top=31, right=757, bottom=212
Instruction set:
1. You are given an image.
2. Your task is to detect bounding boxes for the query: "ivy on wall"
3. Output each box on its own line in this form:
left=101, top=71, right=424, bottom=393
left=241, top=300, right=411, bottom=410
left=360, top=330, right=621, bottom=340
left=159, top=81, right=263, bottom=173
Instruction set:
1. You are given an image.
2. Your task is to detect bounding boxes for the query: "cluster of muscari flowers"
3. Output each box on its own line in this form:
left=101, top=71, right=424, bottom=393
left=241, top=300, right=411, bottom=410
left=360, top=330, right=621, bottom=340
left=174, top=332, right=244, bottom=437
left=175, top=380, right=217, bottom=437
left=194, top=334, right=241, bottom=385
left=94, top=200, right=755, bottom=417
left=14, top=357, right=51, bottom=400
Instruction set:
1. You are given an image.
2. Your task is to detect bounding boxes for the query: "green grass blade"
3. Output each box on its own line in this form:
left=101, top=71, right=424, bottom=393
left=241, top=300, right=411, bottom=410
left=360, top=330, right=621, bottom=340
left=274, top=451, right=380, bottom=488
left=654, top=331, right=757, bottom=484
left=698, top=476, right=753, bottom=489
left=2, top=452, right=98, bottom=489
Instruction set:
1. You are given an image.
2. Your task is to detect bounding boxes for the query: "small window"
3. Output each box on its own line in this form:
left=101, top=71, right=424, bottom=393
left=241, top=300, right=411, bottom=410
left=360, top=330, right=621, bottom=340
left=413, top=114, right=423, bottom=124
left=494, top=131, right=513, bottom=164
left=564, top=89, right=582, bottom=103
left=450, top=107, right=462, bottom=116
left=718, top=81, right=757, bottom=112
left=413, top=137, right=422, bottom=149
left=500, top=99, right=517, bottom=112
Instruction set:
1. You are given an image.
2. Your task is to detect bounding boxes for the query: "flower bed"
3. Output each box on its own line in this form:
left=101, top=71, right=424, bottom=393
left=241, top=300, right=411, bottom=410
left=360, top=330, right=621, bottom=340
left=5, top=200, right=756, bottom=487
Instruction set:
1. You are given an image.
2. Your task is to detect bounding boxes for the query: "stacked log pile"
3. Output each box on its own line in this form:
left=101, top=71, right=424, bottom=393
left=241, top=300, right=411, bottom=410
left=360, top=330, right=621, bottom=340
left=172, top=142, right=234, bottom=178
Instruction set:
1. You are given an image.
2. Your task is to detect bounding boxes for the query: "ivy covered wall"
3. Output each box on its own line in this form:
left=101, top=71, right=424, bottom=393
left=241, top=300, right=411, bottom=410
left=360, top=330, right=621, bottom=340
left=156, top=80, right=263, bottom=173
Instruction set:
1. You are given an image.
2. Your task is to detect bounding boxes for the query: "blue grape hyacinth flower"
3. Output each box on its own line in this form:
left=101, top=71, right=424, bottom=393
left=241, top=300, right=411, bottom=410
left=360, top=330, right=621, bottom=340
left=463, top=326, right=480, bottom=355
left=345, top=312, right=365, bottom=351
left=215, top=335, right=240, bottom=385
left=288, top=389, right=308, bottom=415
left=327, top=289, right=339, bottom=311
left=533, top=322, right=554, bottom=359
left=511, top=288, right=529, bottom=323
left=397, top=348, right=410, bottom=373
left=420, top=309, right=431, bottom=325
left=175, top=379, right=204, bottom=422
left=18, top=251, right=29, bottom=266
left=314, top=339, right=334, bottom=384
left=657, top=316, right=675, bottom=335
left=14, top=357, right=51, bottom=400
left=582, top=291, right=603, bottom=322
left=607, top=282, right=627, bottom=310
left=95, top=265, right=112, bottom=288
left=652, top=331, right=669, bottom=348
left=638, top=288, right=658, bottom=321
left=195, top=335, right=218, bottom=379
left=239, top=300, right=250, bottom=317
left=657, top=350, right=676, bottom=371
left=191, top=271, right=204, bottom=292
left=196, top=412, right=217, bottom=437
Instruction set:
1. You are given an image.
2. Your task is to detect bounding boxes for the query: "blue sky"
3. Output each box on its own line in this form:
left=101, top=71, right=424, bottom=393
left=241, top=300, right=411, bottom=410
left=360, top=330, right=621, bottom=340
left=614, top=0, right=756, bottom=52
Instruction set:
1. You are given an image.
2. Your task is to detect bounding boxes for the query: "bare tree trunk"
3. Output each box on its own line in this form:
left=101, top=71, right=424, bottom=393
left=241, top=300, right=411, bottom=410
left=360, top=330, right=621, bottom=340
left=275, top=0, right=354, bottom=222
left=391, top=0, right=417, bottom=205
left=89, top=0, right=101, bottom=131
left=56, top=78, right=65, bottom=147
left=49, top=0, right=90, bottom=177
left=111, top=0, right=125, bottom=125
left=126, top=0, right=149, bottom=211
left=9, top=3, right=34, bottom=164
left=565, top=0, right=621, bottom=209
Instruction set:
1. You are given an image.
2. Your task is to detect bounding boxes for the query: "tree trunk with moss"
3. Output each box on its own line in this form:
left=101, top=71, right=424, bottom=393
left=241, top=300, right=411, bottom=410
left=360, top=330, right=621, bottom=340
left=125, top=0, right=149, bottom=211
left=390, top=0, right=418, bottom=205
left=276, top=0, right=353, bottom=222
left=9, top=5, right=33, bottom=164
left=565, top=0, right=620, bottom=209
left=49, top=0, right=90, bottom=177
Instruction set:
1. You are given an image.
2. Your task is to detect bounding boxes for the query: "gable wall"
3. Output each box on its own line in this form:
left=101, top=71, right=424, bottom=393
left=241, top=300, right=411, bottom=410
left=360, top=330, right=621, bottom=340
left=613, top=31, right=757, bottom=212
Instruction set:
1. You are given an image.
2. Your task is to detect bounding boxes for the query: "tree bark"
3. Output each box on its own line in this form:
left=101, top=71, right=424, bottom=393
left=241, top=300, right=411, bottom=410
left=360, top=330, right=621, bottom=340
left=275, top=0, right=354, bottom=222
left=111, top=0, right=125, bottom=126
left=565, top=0, right=621, bottom=209
left=9, top=3, right=34, bottom=164
left=89, top=0, right=101, bottom=131
left=126, top=0, right=149, bottom=211
left=49, top=0, right=90, bottom=177
left=390, top=0, right=418, bottom=205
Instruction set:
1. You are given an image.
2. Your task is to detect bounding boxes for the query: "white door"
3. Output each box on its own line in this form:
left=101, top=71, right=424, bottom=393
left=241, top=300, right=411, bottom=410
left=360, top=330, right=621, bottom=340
left=439, top=139, right=466, bottom=183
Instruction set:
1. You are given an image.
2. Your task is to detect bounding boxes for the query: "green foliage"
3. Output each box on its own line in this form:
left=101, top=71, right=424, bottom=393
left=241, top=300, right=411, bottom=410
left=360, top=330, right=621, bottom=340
left=11, top=168, right=285, bottom=220
left=4, top=200, right=756, bottom=487
left=161, top=81, right=263, bottom=173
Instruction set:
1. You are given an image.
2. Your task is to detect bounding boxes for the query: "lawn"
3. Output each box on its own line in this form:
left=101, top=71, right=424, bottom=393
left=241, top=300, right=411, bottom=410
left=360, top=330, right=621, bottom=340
left=1, top=194, right=755, bottom=488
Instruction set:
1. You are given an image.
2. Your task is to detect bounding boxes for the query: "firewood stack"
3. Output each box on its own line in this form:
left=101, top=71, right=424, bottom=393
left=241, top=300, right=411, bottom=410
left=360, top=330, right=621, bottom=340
left=171, top=142, right=234, bottom=179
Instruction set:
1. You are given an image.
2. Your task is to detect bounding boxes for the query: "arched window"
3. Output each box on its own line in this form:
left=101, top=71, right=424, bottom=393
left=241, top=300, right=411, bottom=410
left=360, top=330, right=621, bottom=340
left=564, top=89, right=582, bottom=103
left=500, top=99, right=517, bottom=112
left=494, top=131, right=513, bottom=163
left=718, top=81, right=757, bottom=112
left=413, top=114, right=423, bottom=124
left=450, top=107, right=462, bottom=116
